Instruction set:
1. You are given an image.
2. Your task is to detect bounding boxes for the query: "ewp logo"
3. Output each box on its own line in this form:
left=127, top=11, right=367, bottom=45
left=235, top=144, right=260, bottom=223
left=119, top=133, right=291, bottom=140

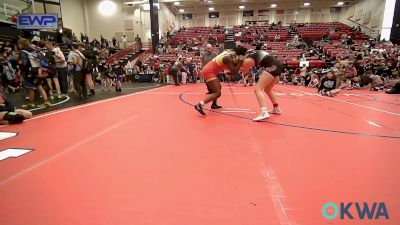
left=17, top=14, right=57, bottom=29
left=322, top=202, right=389, bottom=220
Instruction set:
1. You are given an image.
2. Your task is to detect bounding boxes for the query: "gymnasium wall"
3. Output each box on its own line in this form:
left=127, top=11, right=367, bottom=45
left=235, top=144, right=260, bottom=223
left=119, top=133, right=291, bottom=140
left=158, top=3, right=178, bottom=37
left=178, top=8, right=342, bottom=27
left=60, top=0, right=176, bottom=44
left=340, top=0, right=386, bottom=37
left=84, top=0, right=126, bottom=41
left=60, top=0, right=86, bottom=36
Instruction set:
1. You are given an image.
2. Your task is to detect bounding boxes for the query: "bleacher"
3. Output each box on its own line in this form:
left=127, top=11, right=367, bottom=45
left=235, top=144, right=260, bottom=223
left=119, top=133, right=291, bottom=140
left=293, top=22, right=367, bottom=40
left=172, top=26, right=225, bottom=45
left=156, top=22, right=376, bottom=69
left=0, top=35, right=14, bottom=50
left=233, top=25, right=288, bottom=42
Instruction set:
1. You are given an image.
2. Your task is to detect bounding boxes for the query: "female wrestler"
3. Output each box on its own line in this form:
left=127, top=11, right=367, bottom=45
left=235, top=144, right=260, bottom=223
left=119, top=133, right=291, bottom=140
left=240, top=50, right=284, bottom=121
left=194, top=46, right=247, bottom=115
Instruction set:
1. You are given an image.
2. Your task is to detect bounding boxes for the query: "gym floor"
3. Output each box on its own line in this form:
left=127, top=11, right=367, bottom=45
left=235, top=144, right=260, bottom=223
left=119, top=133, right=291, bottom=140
left=0, top=83, right=399, bottom=225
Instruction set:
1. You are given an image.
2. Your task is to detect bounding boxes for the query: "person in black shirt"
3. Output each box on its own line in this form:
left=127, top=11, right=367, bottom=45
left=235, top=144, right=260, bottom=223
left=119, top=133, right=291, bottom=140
left=240, top=50, right=284, bottom=121
left=37, top=41, right=61, bottom=99
left=80, top=43, right=96, bottom=95
left=318, top=69, right=340, bottom=97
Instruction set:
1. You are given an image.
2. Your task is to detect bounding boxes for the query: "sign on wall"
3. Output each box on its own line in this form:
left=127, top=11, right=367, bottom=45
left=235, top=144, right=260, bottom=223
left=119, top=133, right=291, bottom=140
left=276, top=10, right=285, bottom=15
left=243, top=10, right=254, bottom=17
left=17, top=14, right=58, bottom=29
left=182, top=13, right=193, bottom=20
left=258, top=9, right=269, bottom=16
left=209, top=12, right=219, bottom=18
left=330, top=7, right=342, bottom=13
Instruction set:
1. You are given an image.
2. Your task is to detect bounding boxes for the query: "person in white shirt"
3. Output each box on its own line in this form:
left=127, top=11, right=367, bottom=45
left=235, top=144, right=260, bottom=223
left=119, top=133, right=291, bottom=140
left=121, top=35, right=128, bottom=49
left=46, top=42, right=69, bottom=95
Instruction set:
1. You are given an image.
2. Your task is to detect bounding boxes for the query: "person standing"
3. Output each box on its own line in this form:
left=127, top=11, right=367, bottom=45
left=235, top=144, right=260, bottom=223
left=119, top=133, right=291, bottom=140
left=80, top=43, right=96, bottom=96
left=68, top=43, right=87, bottom=99
left=112, top=37, right=117, bottom=48
left=201, top=44, right=220, bottom=108
left=121, top=35, right=128, bottom=49
left=169, top=58, right=187, bottom=86
left=135, top=34, right=142, bottom=50
left=240, top=50, right=284, bottom=121
left=194, top=47, right=248, bottom=115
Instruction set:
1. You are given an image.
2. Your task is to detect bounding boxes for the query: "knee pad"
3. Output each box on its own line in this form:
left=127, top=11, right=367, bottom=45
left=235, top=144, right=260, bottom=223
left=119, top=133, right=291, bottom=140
left=3, top=112, right=25, bottom=124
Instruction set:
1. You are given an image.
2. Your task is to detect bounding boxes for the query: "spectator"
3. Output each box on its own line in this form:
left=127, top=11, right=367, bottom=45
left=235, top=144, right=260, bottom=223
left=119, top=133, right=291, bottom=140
left=308, top=70, right=319, bottom=88
left=318, top=69, right=341, bottom=97
left=80, top=43, right=96, bottom=96
left=31, top=34, right=41, bottom=42
left=122, top=35, right=128, bottom=49
left=71, top=33, right=78, bottom=42
left=17, top=38, right=50, bottom=108
left=274, top=34, right=280, bottom=42
left=170, top=57, right=187, bottom=86
left=135, top=34, right=142, bottom=50
left=47, top=42, right=69, bottom=95
left=68, top=43, right=87, bottom=99
left=112, top=37, right=117, bottom=48
left=37, top=41, right=62, bottom=99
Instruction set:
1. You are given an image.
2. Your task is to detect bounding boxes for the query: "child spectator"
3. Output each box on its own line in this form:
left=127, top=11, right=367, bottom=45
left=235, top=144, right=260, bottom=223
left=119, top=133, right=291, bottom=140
left=318, top=69, right=341, bottom=97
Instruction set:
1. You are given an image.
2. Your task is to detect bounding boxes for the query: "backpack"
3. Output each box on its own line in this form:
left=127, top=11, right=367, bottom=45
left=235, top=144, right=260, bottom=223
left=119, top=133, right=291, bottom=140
left=4, top=62, right=20, bottom=86
left=21, top=50, right=40, bottom=68
left=76, top=51, right=93, bottom=73
left=37, top=50, right=49, bottom=68
left=38, top=50, right=57, bottom=75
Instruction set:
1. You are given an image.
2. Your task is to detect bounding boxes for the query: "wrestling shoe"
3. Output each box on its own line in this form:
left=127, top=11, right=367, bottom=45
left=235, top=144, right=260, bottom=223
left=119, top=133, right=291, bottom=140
left=268, top=107, right=282, bottom=115
left=194, top=103, right=206, bottom=115
left=211, top=104, right=222, bottom=109
left=22, top=103, right=36, bottom=109
left=253, top=111, right=270, bottom=121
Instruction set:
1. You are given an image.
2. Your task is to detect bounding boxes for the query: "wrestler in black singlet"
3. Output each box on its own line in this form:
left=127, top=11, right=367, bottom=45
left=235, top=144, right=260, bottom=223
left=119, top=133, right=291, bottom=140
left=246, top=50, right=284, bottom=77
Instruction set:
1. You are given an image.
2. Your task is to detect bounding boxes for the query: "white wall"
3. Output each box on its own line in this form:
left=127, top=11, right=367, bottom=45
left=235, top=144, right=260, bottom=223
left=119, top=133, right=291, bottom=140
left=340, top=0, right=385, bottom=37
left=60, top=0, right=86, bottom=36
left=61, top=0, right=169, bottom=43
left=84, top=0, right=125, bottom=40
left=178, top=8, right=342, bottom=27
left=158, top=3, right=177, bottom=37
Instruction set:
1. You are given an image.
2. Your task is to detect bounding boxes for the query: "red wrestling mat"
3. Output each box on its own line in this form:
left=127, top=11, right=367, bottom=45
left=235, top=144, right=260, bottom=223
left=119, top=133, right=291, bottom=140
left=0, top=84, right=399, bottom=225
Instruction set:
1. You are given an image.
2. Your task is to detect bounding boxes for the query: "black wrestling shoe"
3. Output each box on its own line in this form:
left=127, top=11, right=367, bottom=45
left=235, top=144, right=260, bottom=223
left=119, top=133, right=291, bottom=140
left=211, top=104, right=222, bottom=109
left=194, top=104, right=206, bottom=115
